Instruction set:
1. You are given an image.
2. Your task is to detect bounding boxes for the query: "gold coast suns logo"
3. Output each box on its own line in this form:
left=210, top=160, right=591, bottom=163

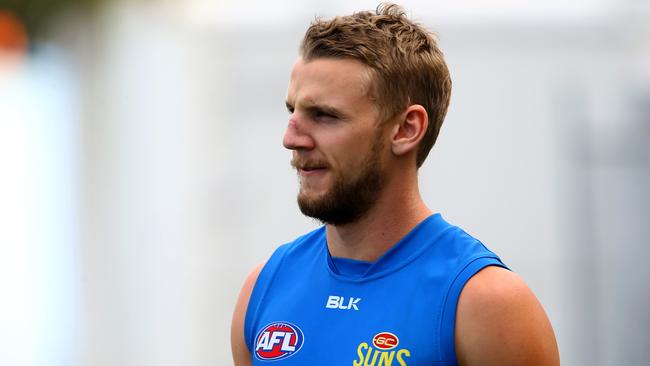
left=353, top=332, right=411, bottom=366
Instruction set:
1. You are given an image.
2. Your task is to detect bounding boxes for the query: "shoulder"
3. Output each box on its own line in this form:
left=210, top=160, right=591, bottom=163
left=454, top=266, right=560, bottom=366
left=231, top=262, right=265, bottom=366
left=229, top=228, right=324, bottom=365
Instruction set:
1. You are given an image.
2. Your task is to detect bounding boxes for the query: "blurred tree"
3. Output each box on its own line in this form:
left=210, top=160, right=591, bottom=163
left=0, top=9, right=27, bottom=52
left=0, top=0, right=105, bottom=45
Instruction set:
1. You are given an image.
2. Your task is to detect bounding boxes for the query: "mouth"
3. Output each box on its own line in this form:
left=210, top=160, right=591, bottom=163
left=299, top=166, right=327, bottom=176
left=291, top=156, right=329, bottom=177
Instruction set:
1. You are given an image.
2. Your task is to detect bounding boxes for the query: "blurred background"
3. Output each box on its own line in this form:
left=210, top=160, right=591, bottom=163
left=0, top=0, right=648, bottom=365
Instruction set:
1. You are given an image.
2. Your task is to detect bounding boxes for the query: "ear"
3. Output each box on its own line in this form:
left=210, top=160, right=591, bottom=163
left=390, top=105, right=428, bottom=158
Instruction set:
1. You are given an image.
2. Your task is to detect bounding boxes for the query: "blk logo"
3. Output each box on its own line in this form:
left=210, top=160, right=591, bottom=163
left=326, top=295, right=361, bottom=311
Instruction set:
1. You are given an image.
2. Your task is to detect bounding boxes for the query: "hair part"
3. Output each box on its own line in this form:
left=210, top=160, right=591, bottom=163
left=299, top=3, right=452, bottom=167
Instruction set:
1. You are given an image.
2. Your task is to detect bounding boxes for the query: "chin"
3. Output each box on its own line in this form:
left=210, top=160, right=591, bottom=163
left=298, top=189, right=326, bottom=205
left=299, top=180, right=331, bottom=197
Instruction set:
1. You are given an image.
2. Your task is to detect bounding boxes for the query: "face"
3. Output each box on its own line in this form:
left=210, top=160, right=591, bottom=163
left=283, top=57, right=388, bottom=225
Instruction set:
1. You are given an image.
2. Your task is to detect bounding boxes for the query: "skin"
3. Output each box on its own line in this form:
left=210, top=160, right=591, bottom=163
left=231, top=57, right=560, bottom=365
left=455, top=266, right=560, bottom=366
left=231, top=263, right=263, bottom=366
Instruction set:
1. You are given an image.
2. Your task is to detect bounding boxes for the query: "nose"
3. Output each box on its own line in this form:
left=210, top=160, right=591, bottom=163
left=282, top=117, right=315, bottom=151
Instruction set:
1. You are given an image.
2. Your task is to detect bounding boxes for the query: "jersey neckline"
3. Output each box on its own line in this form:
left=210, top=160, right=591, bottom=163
left=323, top=213, right=455, bottom=282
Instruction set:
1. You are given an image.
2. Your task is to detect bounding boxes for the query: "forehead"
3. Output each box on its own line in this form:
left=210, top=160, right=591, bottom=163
left=287, top=57, right=373, bottom=108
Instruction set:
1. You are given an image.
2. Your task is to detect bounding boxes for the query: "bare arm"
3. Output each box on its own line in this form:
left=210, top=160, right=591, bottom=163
left=231, top=262, right=265, bottom=366
left=455, top=266, right=560, bottom=366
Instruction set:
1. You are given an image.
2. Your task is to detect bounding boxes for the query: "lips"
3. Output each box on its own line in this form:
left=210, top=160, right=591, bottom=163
left=291, top=155, right=329, bottom=177
left=301, top=166, right=326, bottom=171
left=299, top=166, right=327, bottom=176
left=292, top=158, right=326, bottom=170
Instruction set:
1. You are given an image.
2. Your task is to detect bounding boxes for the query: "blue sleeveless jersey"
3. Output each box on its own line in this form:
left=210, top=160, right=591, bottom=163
left=245, top=214, right=506, bottom=365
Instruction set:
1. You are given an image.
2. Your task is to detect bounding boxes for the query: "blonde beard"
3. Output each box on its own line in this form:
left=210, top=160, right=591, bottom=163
left=297, top=135, right=386, bottom=226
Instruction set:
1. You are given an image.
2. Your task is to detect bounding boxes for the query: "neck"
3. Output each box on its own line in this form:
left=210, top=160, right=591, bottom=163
left=325, top=174, right=431, bottom=262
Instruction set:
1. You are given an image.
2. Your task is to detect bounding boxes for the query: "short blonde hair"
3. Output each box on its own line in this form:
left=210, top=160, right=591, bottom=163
left=300, top=3, right=452, bottom=167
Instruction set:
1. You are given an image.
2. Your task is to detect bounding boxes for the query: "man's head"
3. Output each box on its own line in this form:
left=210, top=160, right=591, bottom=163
left=300, top=3, right=452, bottom=168
left=284, top=4, right=451, bottom=225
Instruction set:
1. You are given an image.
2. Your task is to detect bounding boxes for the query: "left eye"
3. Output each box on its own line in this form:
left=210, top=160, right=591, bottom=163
left=314, top=111, right=335, bottom=119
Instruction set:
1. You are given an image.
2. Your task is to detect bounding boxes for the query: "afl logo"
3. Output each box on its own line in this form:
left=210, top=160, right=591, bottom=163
left=372, top=332, right=399, bottom=350
left=255, top=321, right=304, bottom=361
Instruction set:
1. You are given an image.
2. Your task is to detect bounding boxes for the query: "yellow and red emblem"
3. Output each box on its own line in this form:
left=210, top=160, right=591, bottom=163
left=353, top=331, right=411, bottom=366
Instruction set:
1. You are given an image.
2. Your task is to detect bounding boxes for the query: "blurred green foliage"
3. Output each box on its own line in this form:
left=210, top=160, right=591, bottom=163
left=0, top=0, right=105, bottom=40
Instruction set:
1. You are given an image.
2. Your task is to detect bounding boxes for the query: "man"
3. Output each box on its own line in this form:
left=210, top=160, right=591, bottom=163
left=231, top=4, right=559, bottom=365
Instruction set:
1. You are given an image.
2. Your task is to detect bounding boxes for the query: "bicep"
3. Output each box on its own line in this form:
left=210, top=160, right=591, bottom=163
left=454, top=266, right=559, bottom=366
left=231, top=262, right=265, bottom=366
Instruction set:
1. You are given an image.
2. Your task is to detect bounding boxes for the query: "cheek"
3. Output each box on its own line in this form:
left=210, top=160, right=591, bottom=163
left=337, top=144, right=374, bottom=173
left=318, top=125, right=380, bottom=169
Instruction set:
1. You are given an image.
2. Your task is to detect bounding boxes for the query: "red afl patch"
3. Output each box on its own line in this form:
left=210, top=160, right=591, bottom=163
left=254, top=322, right=304, bottom=361
left=372, top=332, right=399, bottom=350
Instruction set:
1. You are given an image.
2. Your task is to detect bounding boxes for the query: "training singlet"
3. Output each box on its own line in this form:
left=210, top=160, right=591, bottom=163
left=244, top=213, right=507, bottom=365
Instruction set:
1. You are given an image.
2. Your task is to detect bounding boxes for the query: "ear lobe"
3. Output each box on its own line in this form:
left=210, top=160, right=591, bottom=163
left=391, top=105, right=428, bottom=157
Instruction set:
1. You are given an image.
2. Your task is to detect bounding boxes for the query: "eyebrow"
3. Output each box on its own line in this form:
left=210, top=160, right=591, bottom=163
left=285, top=101, right=347, bottom=118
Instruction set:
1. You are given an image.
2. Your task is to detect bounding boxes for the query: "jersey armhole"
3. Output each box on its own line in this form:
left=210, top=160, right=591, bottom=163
left=243, top=243, right=291, bottom=352
left=439, top=255, right=508, bottom=365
